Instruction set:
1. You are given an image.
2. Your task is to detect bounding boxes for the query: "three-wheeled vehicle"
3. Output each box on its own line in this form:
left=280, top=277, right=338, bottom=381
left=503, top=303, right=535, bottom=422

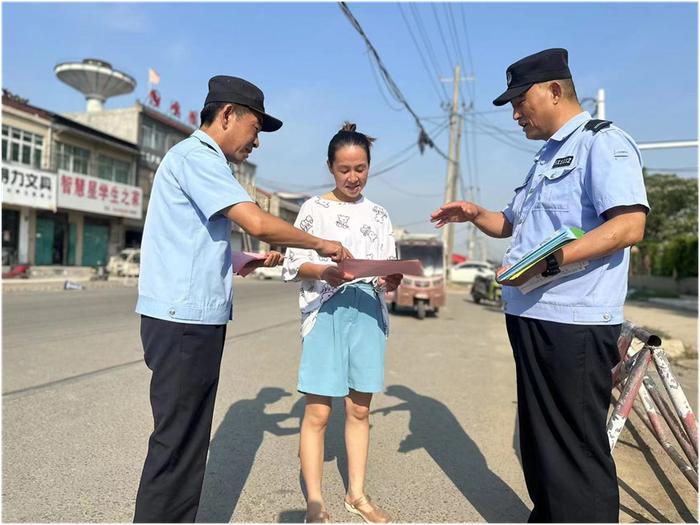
left=385, top=234, right=445, bottom=319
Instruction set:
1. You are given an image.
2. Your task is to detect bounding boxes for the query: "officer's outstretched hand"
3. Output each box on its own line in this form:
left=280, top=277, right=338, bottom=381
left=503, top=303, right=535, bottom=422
left=430, top=201, right=479, bottom=227
left=263, top=251, right=284, bottom=267
left=317, top=239, right=353, bottom=262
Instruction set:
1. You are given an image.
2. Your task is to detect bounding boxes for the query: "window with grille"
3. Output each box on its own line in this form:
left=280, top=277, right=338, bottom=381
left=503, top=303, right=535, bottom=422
left=141, top=121, right=167, bottom=153
left=55, top=142, right=90, bottom=175
left=97, top=155, right=133, bottom=185
left=2, top=125, right=44, bottom=168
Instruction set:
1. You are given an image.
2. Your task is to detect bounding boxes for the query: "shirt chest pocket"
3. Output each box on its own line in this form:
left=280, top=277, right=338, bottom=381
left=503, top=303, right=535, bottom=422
left=508, top=173, right=532, bottom=217
left=535, top=165, right=579, bottom=211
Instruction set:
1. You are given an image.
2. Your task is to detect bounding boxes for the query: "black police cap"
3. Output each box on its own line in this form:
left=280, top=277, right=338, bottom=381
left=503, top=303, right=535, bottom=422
left=492, top=48, right=572, bottom=106
left=205, top=75, right=283, bottom=132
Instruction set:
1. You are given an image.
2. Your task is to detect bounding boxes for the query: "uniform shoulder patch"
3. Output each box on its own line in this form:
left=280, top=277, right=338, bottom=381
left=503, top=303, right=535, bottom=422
left=584, top=119, right=613, bottom=133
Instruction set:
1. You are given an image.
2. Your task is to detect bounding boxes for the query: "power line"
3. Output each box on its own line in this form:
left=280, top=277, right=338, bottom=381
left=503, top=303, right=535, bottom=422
left=396, top=218, right=432, bottom=228
left=374, top=119, right=450, bottom=171
left=419, top=108, right=510, bottom=120
left=467, top=115, right=537, bottom=154
left=275, top=120, right=451, bottom=192
left=374, top=175, right=444, bottom=198
left=397, top=3, right=448, bottom=104
left=409, top=4, right=448, bottom=100
left=338, top=2, right=451, bottom=162
left=444, top=4, right=470, bottom=100
left=430, top=3, right=457, bottom=73
left=466, top=112, right=522, bottom=134
left=366, top=51, right=405, bottom=112
left=296, top=152, right=418, bottom=192
left=457, top=3, right=477, bottom=103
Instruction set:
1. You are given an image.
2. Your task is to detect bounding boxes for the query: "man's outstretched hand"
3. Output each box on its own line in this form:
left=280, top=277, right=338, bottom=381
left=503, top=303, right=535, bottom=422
left=263, top=251, right=284, bottom=267
left=430, top=201, right=479, bottom=228
left=316, top=240, right=353, bottom=262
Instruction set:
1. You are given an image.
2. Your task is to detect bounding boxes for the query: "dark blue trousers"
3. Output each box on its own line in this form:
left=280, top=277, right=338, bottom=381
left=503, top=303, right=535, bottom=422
left=506, top=314, right=621, bottom=523
left=134, top=316, right=226, bottom=523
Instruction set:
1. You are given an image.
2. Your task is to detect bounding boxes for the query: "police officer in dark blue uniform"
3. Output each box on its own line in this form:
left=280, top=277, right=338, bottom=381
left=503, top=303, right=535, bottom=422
left=432, top=49, right=649, bottom=522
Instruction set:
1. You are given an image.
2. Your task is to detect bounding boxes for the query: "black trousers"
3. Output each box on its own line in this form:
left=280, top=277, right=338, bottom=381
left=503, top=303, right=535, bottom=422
left=505, top=314, right=621, bottom=523
left=134, top=316, right=226, bottom=523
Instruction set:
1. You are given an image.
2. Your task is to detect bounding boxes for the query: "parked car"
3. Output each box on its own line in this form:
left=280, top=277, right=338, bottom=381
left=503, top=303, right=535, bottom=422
left=448, top=261, right=494, bottom=284
left=107, top=248, right=140, bottom=277
left=253, top=265, right=283, bottom=280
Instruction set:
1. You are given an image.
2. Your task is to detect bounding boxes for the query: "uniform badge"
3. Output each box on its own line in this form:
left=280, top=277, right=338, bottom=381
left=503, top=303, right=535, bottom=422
left=506, top=71, right=513, bottom=86
left=553, top=156, right=574, bottom=168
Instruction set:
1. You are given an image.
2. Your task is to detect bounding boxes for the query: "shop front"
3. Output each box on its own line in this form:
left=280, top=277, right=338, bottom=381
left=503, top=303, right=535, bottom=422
left=57, top=170, right=142, bottom=266
left=1, top=163, right=58, bottom=266
left=2, top=208, right=20, bottom=265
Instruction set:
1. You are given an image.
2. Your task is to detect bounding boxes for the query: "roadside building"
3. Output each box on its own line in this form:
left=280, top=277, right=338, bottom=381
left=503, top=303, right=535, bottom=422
left=68, top=101, right=260, bottom=250
left=268, top=191, right=304, bottom=253
left=2, top=90, right=141, bottom=268
left=66, top=101, right=194, bottom=247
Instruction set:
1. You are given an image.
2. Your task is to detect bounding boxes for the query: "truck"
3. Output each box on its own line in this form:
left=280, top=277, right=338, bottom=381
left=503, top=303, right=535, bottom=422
left=385, top=233, right=446, bottom=319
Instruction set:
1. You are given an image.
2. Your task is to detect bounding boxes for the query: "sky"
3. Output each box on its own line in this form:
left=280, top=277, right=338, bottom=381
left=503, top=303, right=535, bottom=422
left=3, top=1, right=698, bottom=260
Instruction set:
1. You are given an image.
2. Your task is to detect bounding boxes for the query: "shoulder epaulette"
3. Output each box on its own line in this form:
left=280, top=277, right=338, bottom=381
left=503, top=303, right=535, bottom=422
left=196, top=138, right=218, bottom=153
left=584, top=119, right=613, bottom=133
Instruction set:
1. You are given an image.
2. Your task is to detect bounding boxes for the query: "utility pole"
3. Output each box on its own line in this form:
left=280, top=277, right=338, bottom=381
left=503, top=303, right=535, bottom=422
left=442, top=64, right=462, bottom=270
left=596, top=88, right=606, bottom=120
left=596, top=88, right=698, bottom=151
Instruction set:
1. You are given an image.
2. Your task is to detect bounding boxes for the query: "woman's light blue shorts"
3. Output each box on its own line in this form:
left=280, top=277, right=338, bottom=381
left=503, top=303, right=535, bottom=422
left=298, top=282, right=387, bottom=397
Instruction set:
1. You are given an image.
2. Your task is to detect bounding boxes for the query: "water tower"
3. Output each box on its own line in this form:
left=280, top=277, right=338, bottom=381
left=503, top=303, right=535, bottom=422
left=54, top=58, right=136, bottom=112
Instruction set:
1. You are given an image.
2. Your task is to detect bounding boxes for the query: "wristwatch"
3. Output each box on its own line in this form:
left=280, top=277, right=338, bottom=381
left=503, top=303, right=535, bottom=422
left=541, top=254, right=561, bottom=277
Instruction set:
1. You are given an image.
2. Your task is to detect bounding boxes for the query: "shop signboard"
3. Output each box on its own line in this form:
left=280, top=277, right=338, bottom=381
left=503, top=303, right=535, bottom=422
left=57, top=171, right=143, bottom=220
left=1, top=163, right=58, bottom=211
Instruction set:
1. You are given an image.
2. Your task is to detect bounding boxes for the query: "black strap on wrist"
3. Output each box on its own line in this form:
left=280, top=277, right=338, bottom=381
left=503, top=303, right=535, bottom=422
left=541, top=253, right=561, bottom=277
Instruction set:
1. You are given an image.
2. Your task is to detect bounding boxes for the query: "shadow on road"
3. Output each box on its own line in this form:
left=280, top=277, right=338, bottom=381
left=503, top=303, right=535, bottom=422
left=618, top=417, right=696, bottom=522
left=196, top=387, right=297, bottom=523
left=277, top=509, right=306, bottom=523
left=374, top=385, right=530, bottom=522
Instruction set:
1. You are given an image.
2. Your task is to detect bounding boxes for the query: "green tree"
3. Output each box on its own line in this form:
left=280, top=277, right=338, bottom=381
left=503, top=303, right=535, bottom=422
left=636, top=172, right=698, bottom=277
left=642, top=171, right=698, bottom=242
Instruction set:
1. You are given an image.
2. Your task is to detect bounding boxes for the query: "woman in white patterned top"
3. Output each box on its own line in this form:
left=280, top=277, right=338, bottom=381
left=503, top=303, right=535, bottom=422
left=282, top=123, right=402, bottom=523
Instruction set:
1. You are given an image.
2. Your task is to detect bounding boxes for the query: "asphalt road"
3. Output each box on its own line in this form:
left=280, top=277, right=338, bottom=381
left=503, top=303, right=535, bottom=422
left=2, top=281, right=697, bottom=522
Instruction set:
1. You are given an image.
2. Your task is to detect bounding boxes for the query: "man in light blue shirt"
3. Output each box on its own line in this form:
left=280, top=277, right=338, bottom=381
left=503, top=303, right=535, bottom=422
left=133, top=76, right=350, bottom=523
left=431, top=49, right=648, bottom=522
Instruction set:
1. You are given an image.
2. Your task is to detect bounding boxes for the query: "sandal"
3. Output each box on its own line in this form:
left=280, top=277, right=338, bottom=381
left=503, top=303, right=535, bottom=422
left=344, top=494, right=392, bottom=523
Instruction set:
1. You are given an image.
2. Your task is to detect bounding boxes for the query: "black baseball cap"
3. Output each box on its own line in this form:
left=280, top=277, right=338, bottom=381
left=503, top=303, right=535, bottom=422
left=205, top=75, right=283, bottom=132
left=492, top=48, right=572, bottom=106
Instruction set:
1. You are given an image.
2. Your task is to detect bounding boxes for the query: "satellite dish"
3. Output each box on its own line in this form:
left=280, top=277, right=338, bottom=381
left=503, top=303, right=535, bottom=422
left=55, top=59, right=136, bottom=112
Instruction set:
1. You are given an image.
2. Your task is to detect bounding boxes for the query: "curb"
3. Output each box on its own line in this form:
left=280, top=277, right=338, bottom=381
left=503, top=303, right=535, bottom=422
left=2, top=278, right=138, bottom=293
left=647, top=297, right=698, bottom=313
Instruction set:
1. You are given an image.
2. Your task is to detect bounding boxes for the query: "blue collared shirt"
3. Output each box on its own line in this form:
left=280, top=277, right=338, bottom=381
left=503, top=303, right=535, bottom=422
left=136, top=129, right=253, bottom=324
left=501, top=111, right=649, bottom=325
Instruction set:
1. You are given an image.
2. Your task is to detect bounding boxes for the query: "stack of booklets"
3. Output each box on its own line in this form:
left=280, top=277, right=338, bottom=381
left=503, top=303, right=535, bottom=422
left=498, top=226, right=585, bottom=283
